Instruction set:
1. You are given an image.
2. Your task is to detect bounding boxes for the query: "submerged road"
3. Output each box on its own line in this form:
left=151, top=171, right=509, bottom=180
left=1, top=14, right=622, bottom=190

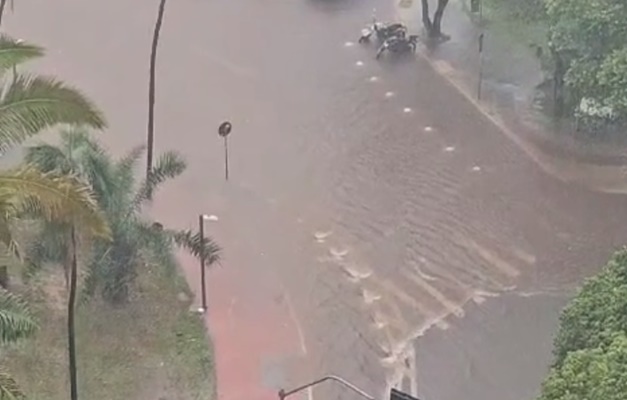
left=9, top=0, right=627, bottom=400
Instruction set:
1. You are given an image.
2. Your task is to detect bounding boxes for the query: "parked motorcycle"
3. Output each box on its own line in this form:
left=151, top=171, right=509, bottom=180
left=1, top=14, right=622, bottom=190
left=375, top=35, right=419, bottom=59
left=358, top=19, right=407, bottom=43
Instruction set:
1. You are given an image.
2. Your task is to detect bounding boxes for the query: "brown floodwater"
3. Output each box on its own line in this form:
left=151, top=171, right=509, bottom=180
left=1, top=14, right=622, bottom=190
left=7, top=0, right=627, bottom=400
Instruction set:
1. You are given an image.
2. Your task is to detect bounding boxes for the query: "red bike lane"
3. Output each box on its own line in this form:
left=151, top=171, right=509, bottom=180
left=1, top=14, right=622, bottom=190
left=205, top=259, right=310, bottom=400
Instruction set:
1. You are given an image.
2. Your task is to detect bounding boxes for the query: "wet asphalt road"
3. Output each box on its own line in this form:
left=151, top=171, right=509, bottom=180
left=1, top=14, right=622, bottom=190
left=7, top=0, right=627, bottom=400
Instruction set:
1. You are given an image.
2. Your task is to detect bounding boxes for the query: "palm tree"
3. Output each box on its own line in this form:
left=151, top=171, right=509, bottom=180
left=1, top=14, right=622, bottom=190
left=146, top=0, right=168, bottom=178
left=0, top=34, right=109, bottom=250
left=26, top=129, right=220, bottom=305
left=0, top=35, right=110, bottom=400
left=0, top=288, right=37, bottom=399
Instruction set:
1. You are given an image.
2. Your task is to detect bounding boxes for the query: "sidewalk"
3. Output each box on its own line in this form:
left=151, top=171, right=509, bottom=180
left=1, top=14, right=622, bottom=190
left=204, top=260, right=308, bottom=400
left=394, top=0, right=627, bottom=192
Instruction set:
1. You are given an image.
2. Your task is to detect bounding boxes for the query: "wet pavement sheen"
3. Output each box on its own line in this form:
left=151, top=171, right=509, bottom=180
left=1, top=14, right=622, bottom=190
left=7, top=1, right=627, bottom=400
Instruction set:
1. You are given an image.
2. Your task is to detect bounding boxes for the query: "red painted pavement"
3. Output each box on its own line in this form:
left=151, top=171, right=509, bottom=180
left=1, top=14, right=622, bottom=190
left=205, top=262, right=307, bottom=400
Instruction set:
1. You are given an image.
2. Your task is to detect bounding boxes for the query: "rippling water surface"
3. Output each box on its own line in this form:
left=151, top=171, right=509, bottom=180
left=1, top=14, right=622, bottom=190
left=9, top=0, right=627, bottom=400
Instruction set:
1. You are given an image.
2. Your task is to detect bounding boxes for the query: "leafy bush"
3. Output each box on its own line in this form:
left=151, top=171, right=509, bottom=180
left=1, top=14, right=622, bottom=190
left=539, top=334, right=627, bottom=400
left=538, top=249, right=627, bottom=400
left=551, top=249, right=627, bottom=366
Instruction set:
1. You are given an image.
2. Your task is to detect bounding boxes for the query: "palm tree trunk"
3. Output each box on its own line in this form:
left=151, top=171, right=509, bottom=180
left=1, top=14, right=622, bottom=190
left=0, top=0, right=7, bottom=27
left=68, top=226, right=78, bottom=400
left=146, top=0, right=167, bottom=180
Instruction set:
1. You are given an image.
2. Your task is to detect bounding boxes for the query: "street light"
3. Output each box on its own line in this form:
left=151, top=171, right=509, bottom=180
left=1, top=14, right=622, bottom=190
left=197, top=213, right=218, bottom=313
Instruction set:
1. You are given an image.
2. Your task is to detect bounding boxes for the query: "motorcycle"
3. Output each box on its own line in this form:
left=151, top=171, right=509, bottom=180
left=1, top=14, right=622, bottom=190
left=375, top=35, right=419, bottom=59
left=358, top=19, right=407, bottom=43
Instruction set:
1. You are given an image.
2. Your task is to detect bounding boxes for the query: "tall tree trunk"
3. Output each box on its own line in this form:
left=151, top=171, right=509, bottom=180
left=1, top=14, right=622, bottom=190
left=146, top=0, right=167, bottom=180
left=420, top=0, right=432, bottom=33
left=68, top=226, right=78, bottom=400
left=431, top=0, right=449, bottom=38
left=0, top=0, right=7, bottom=27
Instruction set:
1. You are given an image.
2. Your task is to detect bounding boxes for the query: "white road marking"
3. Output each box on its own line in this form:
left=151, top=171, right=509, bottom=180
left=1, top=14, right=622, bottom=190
left=369, top=76, right=379, bottom=82
left=472, top=166, right=481, bottom=171
left=403, top=107, right=412, bottom=113
left=385, top=91, right=395, bottom=98
left=424, top=126, right=433, bottom=132
left=313, top=230, right=333, bottom=243
left=356, top=60, right=364, bottom=67
left=444, top=146, right=455, bottom=152
left=329, top=247, right=350, bottom=260
left=345, top=41, right=355, bottom=47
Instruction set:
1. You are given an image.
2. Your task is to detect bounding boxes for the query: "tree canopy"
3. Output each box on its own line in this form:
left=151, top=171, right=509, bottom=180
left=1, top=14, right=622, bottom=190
left=545, top=0, right=627, bottom=117
left=539, top=334, right=627, bottom=400
left=25, top=129, right=220, bottom=304
left=538, top=248, right=627, bottom=400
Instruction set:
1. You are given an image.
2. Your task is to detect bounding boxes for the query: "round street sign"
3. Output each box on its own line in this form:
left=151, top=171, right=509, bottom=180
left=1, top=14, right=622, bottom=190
left=218, top=121, right=232, bottom=137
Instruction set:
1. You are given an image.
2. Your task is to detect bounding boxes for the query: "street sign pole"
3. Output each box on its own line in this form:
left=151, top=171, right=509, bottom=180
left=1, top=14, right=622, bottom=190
left=478, top=32, right=485, bottom=100
left=223, top=136, right=229, bottom=181
left=218, top=121, right=232, bottom=181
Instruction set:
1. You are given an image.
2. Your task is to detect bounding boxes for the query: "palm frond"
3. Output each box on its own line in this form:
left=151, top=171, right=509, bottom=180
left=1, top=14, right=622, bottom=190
left=0, top=166, right=110, bottom=239
left=0, top=367, right=25, bottom=399
left=79, top=245, right=111, bottom=305
left=132, top=151, right=186, bottom=210
left=0, top=35, right=43, bottom=73
left=24, top=143, right=71, bottom=173
left=0, top=75, right=106, bottom=152
left=0, top=289, right=36, bottom=344
left=169, top=228, right=221, bottom=266
left=115, top=144, right=145, bottom=193
left=135, top=221, right=178, bottom=273
left=26, top=222, right=69, bottom=269
left=0, top=212, right=18, bottom=259
left=59, top=127, right=102, bottom=154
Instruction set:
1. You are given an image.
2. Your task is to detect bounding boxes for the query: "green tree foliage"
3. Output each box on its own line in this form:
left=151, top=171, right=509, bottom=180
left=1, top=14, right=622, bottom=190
left=0, top=35, right=109, bottom=255
left=0, top=289, right=36, bottom=399
left=26, top=129, right=220, bottom=304
left=539, top=334, right=627, bottom=400
left=551, top=249, right=627, bottom=366
left=0, top=35, right=109, bottom=400
left=545, top=0, right=627, bottom=117
left=488, top=0, right=546, bottom=21
left=538, top=249, right=627, bottom=400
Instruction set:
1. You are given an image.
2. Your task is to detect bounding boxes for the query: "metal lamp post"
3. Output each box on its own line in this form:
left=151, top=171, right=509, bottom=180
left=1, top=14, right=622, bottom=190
left=198, top=213, right=218, bottom=313
left=278, top=375, right=422, bottom=400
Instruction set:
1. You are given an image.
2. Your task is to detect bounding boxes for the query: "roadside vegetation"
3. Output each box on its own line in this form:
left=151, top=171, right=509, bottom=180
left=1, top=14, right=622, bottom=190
left=0, top=33, right=219, bottom=399
left=537, top=249, right=627, bottom=400
left=454, top=0, right=627, bottom=134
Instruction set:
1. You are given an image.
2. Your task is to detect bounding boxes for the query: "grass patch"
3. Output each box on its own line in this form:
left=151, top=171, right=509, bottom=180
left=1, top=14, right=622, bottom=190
left=2, top=264, right=215, bottom=400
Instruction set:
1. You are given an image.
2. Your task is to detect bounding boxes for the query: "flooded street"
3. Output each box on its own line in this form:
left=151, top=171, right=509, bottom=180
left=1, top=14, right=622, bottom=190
left=8, top=0, right=627, bottom=400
